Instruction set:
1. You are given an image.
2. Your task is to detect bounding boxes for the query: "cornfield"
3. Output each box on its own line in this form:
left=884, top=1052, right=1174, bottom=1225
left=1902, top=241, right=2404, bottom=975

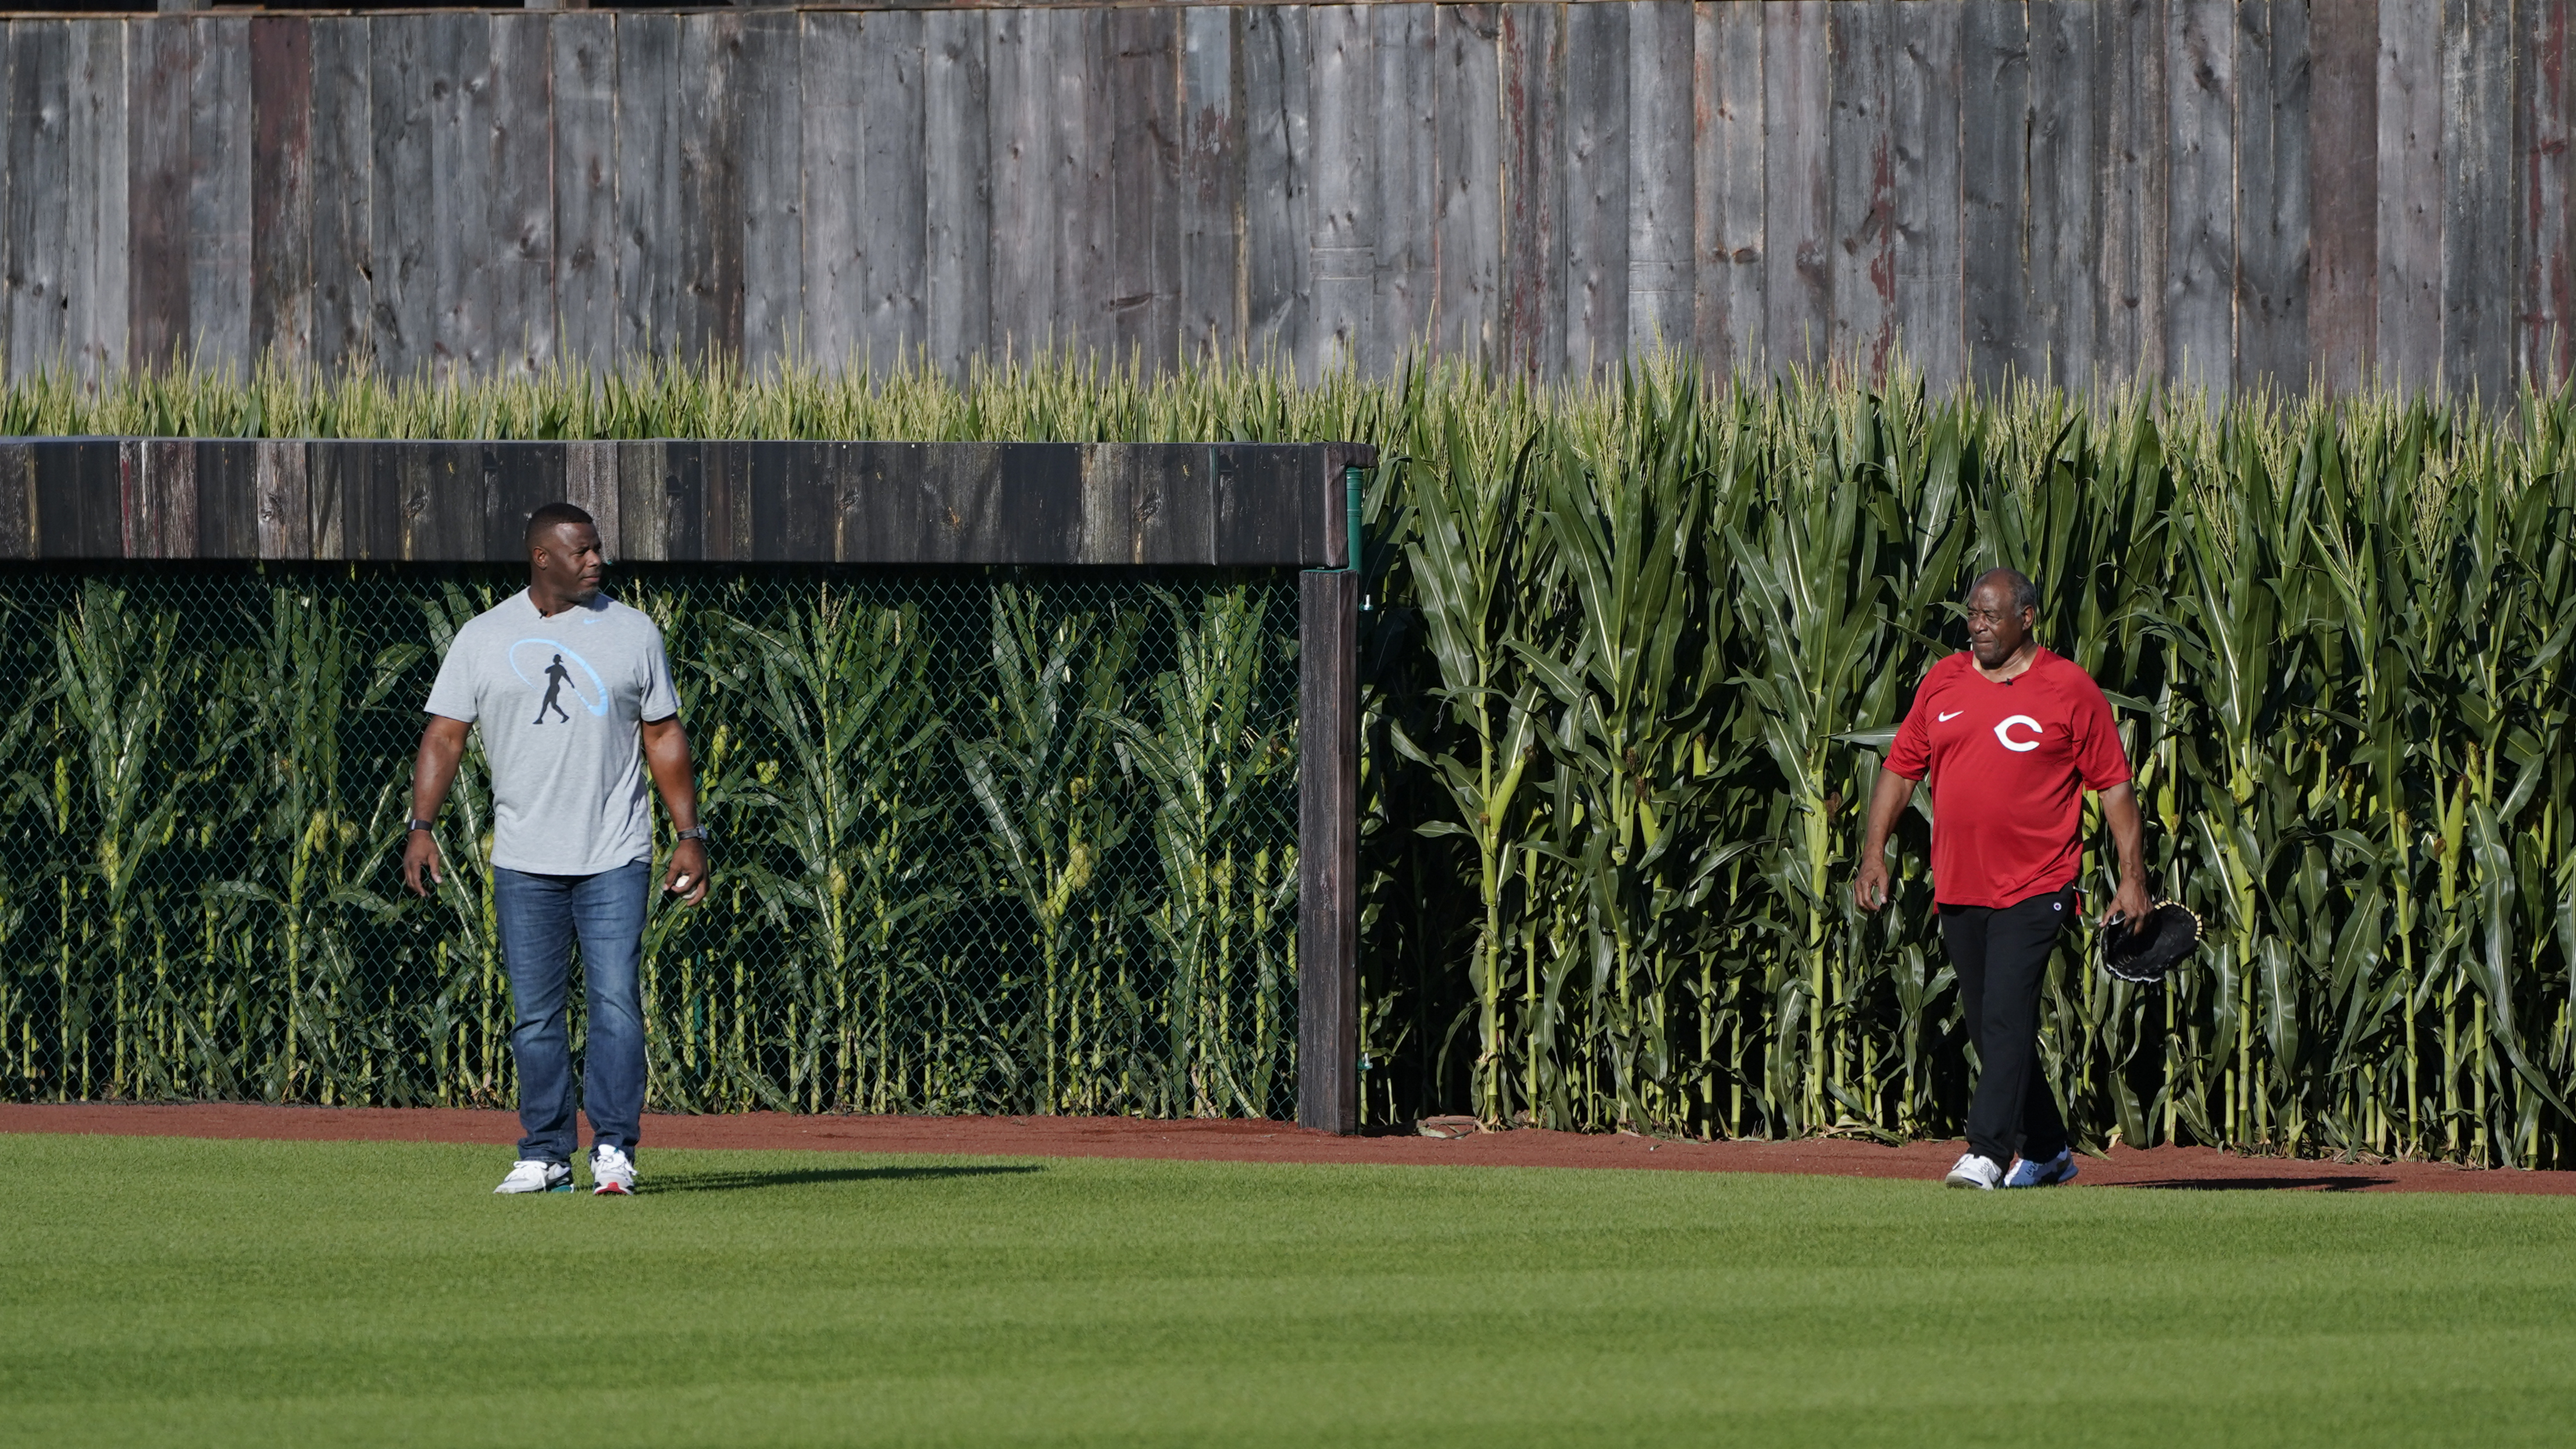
left=6, top=351, right=2573, bottom=1166
left=0, top=565, right=1301, bottom=1119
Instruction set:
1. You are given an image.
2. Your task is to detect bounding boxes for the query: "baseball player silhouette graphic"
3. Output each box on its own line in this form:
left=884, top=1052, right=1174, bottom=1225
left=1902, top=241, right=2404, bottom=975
left=534, top=653, right=574, bottom=724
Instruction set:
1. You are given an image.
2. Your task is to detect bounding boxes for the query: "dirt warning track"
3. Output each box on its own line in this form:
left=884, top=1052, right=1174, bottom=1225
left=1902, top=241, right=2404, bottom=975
left=3, top=1102, right=2570, bottom=1195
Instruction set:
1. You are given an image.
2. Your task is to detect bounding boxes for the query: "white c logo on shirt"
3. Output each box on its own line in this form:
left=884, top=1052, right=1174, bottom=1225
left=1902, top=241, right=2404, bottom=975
left=1993, top=715, right=2043, bottom=752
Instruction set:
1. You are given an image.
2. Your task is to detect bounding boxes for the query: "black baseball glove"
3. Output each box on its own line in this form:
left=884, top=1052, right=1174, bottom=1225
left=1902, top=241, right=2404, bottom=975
left=2099, top=901, right=2202, bottom=984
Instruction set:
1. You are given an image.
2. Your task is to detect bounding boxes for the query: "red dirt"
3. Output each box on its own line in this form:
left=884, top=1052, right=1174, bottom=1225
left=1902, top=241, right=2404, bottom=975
left=5, top=1101, right=2571, bottom=1194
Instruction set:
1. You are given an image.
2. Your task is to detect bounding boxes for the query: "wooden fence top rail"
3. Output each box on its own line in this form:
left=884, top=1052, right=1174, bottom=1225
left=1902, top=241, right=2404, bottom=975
left=0, top=439, right=1375, bottom=568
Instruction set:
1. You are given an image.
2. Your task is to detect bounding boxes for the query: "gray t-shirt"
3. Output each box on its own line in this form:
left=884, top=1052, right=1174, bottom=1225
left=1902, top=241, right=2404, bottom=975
left=424, top=590, right=680, bottom=876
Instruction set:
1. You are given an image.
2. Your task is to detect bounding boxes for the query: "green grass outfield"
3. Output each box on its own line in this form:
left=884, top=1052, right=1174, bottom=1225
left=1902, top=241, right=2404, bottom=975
left=2, top=1135, right=2570, bottom=1447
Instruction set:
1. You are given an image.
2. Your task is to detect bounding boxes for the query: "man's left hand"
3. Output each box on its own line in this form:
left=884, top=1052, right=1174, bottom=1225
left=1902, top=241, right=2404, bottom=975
left=2108, top=877, right=2152, bottom=935
left=665, top=839, right=710, bottom=905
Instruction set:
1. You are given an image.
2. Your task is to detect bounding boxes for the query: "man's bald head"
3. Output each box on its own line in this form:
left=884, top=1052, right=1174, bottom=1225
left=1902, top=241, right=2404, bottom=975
left=526, top=501, right=595, bottom=549
left=1970, top=568, right=2039, bottom=615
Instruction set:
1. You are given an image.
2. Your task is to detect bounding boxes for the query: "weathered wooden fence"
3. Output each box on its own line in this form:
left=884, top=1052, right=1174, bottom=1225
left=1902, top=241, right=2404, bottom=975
left=2, top=1, right=2567, bottom=395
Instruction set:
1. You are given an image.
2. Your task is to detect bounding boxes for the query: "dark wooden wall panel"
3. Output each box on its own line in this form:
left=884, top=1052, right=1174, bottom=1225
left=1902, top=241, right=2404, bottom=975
left=7, top=439, right=1355, bottom=569
left=6, top=5, right=2576, bottom=400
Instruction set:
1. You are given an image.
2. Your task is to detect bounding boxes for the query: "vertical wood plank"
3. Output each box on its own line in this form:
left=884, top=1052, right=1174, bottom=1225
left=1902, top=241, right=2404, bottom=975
left=193, top=440, right=256, bottom=559
left=610, top=13, right=675, bottom=363
left=2377, top=0, right=2442, bottom=394
left=369, top=14, right=431, bottom=379
left=1960, top=0, right=2030, bottom=388
left=1626, top=1, right=1693, bottom=359
left=492, top=14, right=559, bottom=381
left=249, top=17, right=313, bottom=370
left=0, top=443, right=28, bottom=559
left=124, top=439, right=196, bottom=559
left=2521, top=0, right=2573, bottom=387
left=735, top=8, right=800, bottom=373
left=2441, top=0, right=2513, bottom=402
left=255, top=440, right=311, bottom=559
left=2165, top=0, right=2234, bottom=393
left=1109, top=6, right=1182, bottom=373
left=1243, top=5, right=1311, bottom=368
left=1434, top=3, right=1502, bottom=365
left=6, top=20, right=72, bottom=376
left=551, top=14, right=615, bottom=376
left=2099, top=0, right=2170, bottom=385
left=36, top=441, right=126, bottom=559
left=986, top=8, right=1054, bottom=362
left=2028, top=1, right=2099, bottom=388
left=1372, top=2, right=1436, bottom=371
left=859, top=9, right=928, bottom=372
left=748, top=441, right=830, bottom=562
left=1562, top=0, right=1629, bottom=377
left=2309, top=0, right=2378, bottom=393
left=1828, top=0, right=1894, bottom=377
left=925, top=10, right=991, bottom=380
left=1762, top=1, right=1829, bottom=374
left=426, top=12, right=492, bottom=377
left=1890, top=0, right=1961, bottom=391
left=188, top=17, right=251, bottom=377
left=677, top=10, right=743, bottom=364
left=1297, top=563, right=1360, bottom=1136
left=1309, top=5, right=1374, bottom=374
left=1694, top=0, right=1765, bottom=378
left=561, top=439, right=618, bottom=555
left=1179, top=6, right=1243, bottom=362
left=489, top=15, right=552, bottom=379
left=2236, top=0, right=2311, bottom=392
left=66, top=19, right=128, bottom=381
left=1500, top=3, right=1563, bottom=380
left=614, top=13, right=679, bottom=362
left=800, top=9, right=864, bottom=370
left=310, top=16, right=371, bottom=375
left=305, top=436, right=340, bottom=558
left=128, top=18, right=192, bottom=373
left=1055, top=9, right=1110, bottom=361
left=615, top=440, right=669, bottom=562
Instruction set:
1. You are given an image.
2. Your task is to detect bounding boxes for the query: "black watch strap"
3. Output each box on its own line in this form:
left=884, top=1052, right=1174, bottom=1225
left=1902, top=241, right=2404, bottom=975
left=407, top=818, right=434, bottom=833
left=676, top=826, right=714, bottom=844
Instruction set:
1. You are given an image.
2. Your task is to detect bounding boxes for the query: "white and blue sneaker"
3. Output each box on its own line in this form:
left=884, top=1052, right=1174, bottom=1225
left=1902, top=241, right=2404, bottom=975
left=590, top=1144, right=637, bottom=1196
left=2004, top=1149, right=2079, bottom=1188
left=1943, top=1152, right=2003, bottom=1190
left=495, top=1159, right=573, bottom=1194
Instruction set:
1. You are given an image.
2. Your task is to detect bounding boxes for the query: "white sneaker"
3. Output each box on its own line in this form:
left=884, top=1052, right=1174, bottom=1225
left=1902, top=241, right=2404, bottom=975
left=590, top=1144, right=637, bottom=1196
left=2005, top=1148, right=2079, bottom=1188
left=1943, top=1152, right=2003, bottom=1190
left=495, top=1159, right=572, bottom=1194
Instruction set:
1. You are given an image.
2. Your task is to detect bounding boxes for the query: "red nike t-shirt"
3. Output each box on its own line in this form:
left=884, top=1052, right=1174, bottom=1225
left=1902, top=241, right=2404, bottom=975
left=1882, top=648, right=2132, bottom=909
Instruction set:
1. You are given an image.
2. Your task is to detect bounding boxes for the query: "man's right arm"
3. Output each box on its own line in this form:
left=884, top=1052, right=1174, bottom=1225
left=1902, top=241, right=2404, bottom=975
left=1852, top=767, right=1917, bottom=912
left=403, top=715, right=470, bottom=897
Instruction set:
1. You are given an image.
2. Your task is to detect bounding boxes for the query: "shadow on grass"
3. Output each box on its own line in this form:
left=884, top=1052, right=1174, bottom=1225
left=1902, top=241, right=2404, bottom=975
left=646, top=1164, right=1044, bottom=1196
left=2114, top=1176, right=2384, bottom=1192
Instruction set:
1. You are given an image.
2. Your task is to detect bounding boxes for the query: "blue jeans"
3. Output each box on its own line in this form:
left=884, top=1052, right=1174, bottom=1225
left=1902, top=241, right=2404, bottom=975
left=494, top=861, right=650, bottom=1164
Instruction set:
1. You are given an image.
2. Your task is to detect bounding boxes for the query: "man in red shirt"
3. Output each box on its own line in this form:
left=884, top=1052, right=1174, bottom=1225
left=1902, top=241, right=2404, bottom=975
left=1854, top=568, right=2149, bottom=1190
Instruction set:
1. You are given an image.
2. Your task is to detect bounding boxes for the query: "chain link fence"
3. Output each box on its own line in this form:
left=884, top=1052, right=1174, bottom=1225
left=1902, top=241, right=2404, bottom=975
left=0, top=563, right=1303, bottom=1120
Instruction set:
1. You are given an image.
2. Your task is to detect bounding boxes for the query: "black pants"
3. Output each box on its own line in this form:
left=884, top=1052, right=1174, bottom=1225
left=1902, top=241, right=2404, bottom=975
left=1940, top=887, right=2074, bottom=1169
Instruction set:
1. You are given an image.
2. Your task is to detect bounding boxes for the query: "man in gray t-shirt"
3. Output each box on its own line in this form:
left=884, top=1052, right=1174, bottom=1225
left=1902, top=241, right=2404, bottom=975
left=403, top=501, right=711, bottom=1197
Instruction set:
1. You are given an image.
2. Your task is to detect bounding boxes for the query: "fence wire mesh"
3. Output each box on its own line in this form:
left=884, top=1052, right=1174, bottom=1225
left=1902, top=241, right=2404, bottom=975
left=0, top=563, right=1303, bottom=1120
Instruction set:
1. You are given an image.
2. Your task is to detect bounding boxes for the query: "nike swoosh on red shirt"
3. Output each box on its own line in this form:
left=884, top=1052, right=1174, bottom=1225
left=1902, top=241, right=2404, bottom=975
left=1937, top=710, right=1964, bottom=722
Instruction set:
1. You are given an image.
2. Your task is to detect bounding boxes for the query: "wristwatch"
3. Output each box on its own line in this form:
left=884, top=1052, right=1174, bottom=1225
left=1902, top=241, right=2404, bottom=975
left=407, top=818, right=435, bottom=834
left=675, top=826, right=715, bottom=844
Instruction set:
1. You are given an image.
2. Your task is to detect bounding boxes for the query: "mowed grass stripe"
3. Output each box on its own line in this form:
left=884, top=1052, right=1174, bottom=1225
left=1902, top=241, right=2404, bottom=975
left=0, top=1134, right=2570, bottom=1447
